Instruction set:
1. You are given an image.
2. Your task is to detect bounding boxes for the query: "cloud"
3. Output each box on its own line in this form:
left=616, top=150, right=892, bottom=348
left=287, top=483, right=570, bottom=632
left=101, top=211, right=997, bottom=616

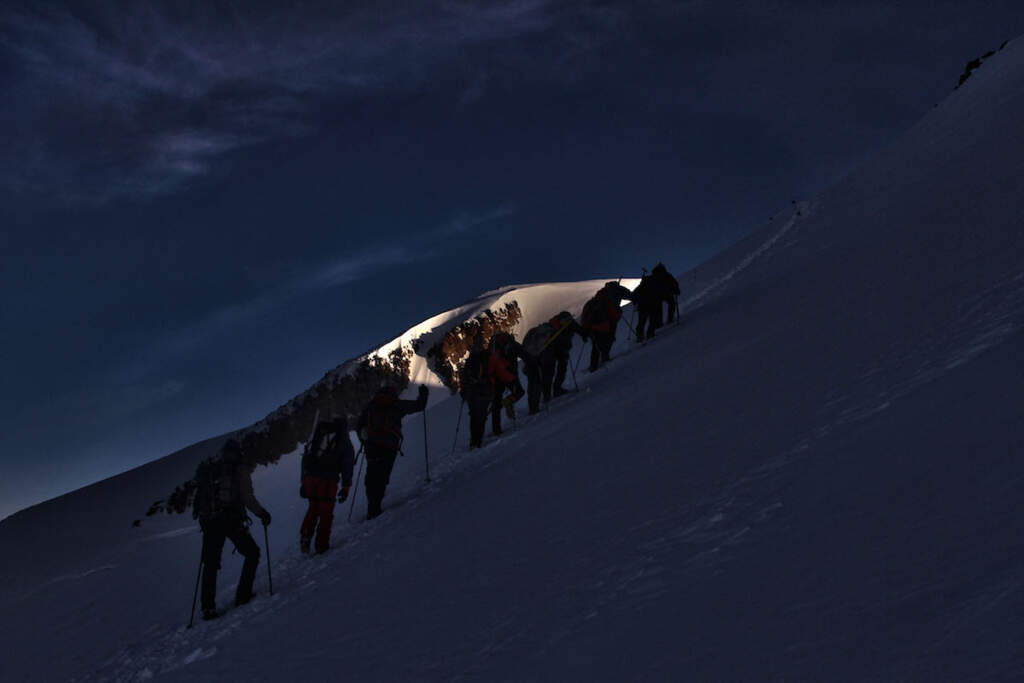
left=303, top=246, right=428, bottom=289
left=137, top=202, right=512, bottom=369
left=0, top=1, right=623, bottom=204
left=434, top=204, right=519, bottom=237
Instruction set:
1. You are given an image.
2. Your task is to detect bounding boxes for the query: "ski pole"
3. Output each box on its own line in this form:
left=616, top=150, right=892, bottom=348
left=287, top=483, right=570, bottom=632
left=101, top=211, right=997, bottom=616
left=450, top=398, right=465, bottom=457
left=302, top=409, right=321, bottom=457
left=187, top=550, right=202, bottom=629
left=348, top=451, right=366, bottom=522
left=622, top=316, right=637, bottom=340
left=575, top=338, right=587, bottom=372
left=262, top=524, right=274, bottom=597
left=422, top=410, right=431, bottom=483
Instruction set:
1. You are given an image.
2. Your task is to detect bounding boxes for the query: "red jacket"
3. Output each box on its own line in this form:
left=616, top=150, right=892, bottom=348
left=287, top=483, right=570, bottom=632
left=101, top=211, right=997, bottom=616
left=488, top=350, right=516, bottom=384
left=582, top=291, right=622, bottom=333
left=606, top=295, right=623, bottom=323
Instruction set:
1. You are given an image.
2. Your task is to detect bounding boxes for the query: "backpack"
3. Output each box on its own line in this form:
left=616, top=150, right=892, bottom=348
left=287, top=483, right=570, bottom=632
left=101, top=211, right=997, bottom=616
left=488, top=332, right=512, bottom=353
left=523, top=323, right=555, bottom=358
left=307, top=425, right=339, bottom=460
left=581, top=296, right=607, bottom=329
left=192, top=458, right=238, bottom=521
left=462, top=349, right=489, bottom=385
left=364, top=394, right=403, bottom=449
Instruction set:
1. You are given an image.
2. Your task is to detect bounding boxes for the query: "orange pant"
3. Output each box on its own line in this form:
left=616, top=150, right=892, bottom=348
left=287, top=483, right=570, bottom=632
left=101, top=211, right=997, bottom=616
left=300, top=475, right=338, bottom=553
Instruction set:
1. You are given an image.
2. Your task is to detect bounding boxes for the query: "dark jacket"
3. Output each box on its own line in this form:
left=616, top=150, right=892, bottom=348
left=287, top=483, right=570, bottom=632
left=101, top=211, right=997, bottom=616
left=357, top=388, right=428, bottom=451
left=193, top=447, right=268, bottom=523
left=235, top=465, right=269, bottom=521
left=301, top=418, right=356, bottom=486
left=581, top=282, right=633, bottom=333
left=632, top=276, right=666, bottom=309
left=651, top=264, right=679, bottom=299
left=461, top=346, right=493, bottom=401
left=546, top=313, right=583, bottom=357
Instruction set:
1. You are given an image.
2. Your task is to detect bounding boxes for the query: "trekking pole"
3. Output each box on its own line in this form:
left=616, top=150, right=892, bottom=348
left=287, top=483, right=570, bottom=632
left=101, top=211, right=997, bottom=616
left=449, top=398, right=465, bottom=457
left=304, top=409, right=321, bottom=454
left=422, top=410, right=431, bottom=483
left=622, top=316, right=637, bottom=340
left=187, top=551, right=202, bottom=629
left=568, top=353, right=580, bottom=392
left=262, top=524, right=274, bottom=597
left=675, top=297, right=681, bottom=325
left=348, top=451, right=366, bottom=522
left=575, top=339, right=587, bottom=373
left=628, top=306, right=636, bottom=341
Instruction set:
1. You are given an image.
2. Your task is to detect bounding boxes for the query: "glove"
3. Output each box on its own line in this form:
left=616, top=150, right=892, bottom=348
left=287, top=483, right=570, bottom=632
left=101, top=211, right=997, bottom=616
left=337, top=485, right=351, bottom=503
left=259, top=510, right=272, bottom=527
left=299, top=484, right=307, bottom=499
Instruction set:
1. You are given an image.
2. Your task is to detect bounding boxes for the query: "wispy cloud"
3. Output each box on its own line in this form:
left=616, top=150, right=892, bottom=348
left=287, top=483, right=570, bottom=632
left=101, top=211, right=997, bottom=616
left=142, top=203, right=514, bottom=366
left=303, top=246, right=428, bottom=289
left=156, top=246, right=425, bottom=358
left=0, top=2, right=621, bottom=203
left=434, top=203, right=519, bottom=238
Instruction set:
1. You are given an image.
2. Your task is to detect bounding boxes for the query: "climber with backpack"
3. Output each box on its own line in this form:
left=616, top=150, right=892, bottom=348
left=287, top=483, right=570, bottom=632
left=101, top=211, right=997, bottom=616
left=580, top=281, right=634, bottom=372
left=487, top=331, right=526, bottom=434
left=521, top=311, right=586, bottom=414
left=634, top=263, right=681, bottom=340
left=460, top=334, right=493, bottom=449
left=652, top=263, right=681, bottom=324
left=192, top=438, right=271, bottom=620
left=356, top=384, right=429, bottom=519
left=299, top=414, right=356, bottom=554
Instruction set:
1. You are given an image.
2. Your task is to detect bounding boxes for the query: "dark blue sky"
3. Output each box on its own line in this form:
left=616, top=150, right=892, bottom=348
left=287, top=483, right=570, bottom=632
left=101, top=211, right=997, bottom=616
left=1, top=0, right=1021, bottom=519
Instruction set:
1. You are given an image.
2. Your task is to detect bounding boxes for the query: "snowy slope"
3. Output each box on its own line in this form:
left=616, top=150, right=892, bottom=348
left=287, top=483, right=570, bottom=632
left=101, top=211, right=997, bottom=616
left=4, top=37, right=1024, bottom=682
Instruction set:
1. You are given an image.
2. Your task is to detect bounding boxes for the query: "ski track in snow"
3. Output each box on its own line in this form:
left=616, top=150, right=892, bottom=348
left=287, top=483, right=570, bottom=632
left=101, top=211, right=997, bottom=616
left=142, top=527, right=195, bottom=542
left=681, top=202, right=809, bottom=313
left=14, top=565, right=119, bottom=602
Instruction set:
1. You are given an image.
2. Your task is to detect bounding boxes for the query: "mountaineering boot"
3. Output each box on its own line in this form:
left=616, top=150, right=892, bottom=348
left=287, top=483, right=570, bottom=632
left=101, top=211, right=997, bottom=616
left=553, top=386, right=566, bottom=398
left=202, top=608, right=221, bottom=621
left=235, top=590, right=257, bottom=607
left=299, top=533, right=312, bottom=555
left=503, top=396, right=516, bottom=420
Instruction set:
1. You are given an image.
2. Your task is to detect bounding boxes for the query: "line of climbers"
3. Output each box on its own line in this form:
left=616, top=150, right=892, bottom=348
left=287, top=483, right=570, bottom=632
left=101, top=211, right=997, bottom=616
left=189, top=265, right=678, bottom=619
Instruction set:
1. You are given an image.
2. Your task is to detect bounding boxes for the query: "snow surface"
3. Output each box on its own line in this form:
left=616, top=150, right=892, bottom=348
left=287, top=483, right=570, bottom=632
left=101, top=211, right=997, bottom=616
left=3, top=37, right=1024, bottom=682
